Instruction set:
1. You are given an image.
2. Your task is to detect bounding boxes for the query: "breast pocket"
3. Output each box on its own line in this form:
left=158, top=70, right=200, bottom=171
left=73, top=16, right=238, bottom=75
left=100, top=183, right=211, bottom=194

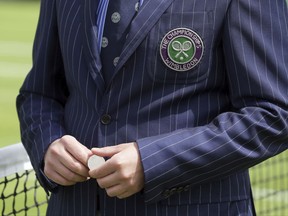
left=146, top=11, right=214, bottom=84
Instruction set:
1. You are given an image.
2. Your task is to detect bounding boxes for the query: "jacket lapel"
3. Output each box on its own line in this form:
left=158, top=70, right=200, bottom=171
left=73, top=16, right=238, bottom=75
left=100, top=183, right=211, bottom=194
left=108, top=0, right=174, bottom=85
left=81, top=0, right=174, bottom=89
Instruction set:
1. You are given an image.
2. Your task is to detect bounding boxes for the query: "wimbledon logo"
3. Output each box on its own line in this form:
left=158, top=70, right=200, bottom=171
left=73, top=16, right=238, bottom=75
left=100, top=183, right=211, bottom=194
left=160, top=28, right=204, bottom=72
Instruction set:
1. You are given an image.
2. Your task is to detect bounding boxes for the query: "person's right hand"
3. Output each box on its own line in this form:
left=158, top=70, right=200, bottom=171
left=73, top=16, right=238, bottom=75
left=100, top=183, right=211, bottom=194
left=43, top=135, right=92, bottom=186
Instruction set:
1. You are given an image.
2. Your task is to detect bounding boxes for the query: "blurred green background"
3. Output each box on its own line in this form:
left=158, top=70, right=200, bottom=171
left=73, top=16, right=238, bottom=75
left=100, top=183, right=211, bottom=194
left=0, top=0, right=39, bottom=147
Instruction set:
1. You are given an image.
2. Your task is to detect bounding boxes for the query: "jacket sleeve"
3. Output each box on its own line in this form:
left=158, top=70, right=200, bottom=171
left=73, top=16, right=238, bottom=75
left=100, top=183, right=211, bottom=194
left=137, top=0, right=288, bottom=203
left=16, top=0, right=68, bottom=193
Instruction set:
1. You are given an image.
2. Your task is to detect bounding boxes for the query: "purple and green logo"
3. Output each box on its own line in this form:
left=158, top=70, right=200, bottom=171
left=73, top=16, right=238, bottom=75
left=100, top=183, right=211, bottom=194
left=160, top=28, right=204, bottom=72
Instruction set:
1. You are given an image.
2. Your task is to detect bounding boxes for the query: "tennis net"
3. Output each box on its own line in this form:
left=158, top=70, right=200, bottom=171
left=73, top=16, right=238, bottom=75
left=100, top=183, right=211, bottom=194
left=0, top=143, right=287, bottom=215
left=0, top=144, right=49, bottom=216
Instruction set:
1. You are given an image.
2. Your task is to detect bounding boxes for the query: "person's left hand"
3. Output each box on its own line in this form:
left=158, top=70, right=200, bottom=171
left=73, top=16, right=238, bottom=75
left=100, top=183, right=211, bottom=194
left=89, top=142, right=144, bottom=199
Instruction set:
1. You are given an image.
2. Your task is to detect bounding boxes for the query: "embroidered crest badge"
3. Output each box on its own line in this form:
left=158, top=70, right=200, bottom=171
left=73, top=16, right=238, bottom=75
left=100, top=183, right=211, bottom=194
left=160, top=28, right=204, bottom=72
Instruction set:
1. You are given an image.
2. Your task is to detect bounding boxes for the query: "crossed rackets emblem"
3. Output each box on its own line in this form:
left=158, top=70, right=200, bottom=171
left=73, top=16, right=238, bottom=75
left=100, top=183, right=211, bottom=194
left=167, top=36, right=196, bottom=65
left=171, top=40, right=193, bottom=60
left=160, top=28, right=204, bottom=72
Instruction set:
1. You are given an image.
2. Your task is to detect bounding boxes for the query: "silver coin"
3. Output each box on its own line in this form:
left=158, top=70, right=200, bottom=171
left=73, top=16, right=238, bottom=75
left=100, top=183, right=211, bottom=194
left=87, top=155, right=105, bottom=170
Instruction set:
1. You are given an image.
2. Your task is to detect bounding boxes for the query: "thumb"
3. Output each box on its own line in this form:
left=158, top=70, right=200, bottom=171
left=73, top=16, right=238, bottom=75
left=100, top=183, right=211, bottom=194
left=91, top=145, right=124, bottom=158
left=61, top=135, right=93, bottom=165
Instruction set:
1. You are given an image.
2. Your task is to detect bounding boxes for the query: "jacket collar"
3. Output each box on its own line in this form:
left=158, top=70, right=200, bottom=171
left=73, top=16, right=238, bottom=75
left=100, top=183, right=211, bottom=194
left=82, top=0, right=174, bottom=87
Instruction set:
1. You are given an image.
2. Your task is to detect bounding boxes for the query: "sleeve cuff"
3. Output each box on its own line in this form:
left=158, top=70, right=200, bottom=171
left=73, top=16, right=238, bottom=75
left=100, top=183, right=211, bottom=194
left=36, top=160, right=59, bottom=195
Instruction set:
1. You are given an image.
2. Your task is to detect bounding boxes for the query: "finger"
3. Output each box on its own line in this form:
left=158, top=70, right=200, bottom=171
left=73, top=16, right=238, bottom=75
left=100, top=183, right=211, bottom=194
left=53, top=170, right=82, bottom=186
left=117, top=191, right=133, bottom=199
left=47, top=170, right=76, bottom=186
left=62, top=135, right=92, bottom=165
left=60, top=151, right=90, bottom=178
left=105, top=184, right=126, bottom=198
left=57, top=161, right=89, bottom=182
left=45, top=164, right=77, bottom=186
left=96, top=172, right=118, bottom=189
left=89, top=159, right=116, bottom=179
left=52, top=136, right=91, bottom=177
left=91, top=144, right=125, bottom=158
left=45, top=160, right=88, bottom=185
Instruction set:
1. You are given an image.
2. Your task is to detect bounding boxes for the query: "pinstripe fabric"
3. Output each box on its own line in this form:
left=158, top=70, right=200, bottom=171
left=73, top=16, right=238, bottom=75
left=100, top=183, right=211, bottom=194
left=16, top=0, right=288, bottom=215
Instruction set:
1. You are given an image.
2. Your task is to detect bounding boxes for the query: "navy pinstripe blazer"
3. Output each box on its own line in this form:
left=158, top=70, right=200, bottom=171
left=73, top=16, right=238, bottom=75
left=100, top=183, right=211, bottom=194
left=17, top=0, right=288, bottom=215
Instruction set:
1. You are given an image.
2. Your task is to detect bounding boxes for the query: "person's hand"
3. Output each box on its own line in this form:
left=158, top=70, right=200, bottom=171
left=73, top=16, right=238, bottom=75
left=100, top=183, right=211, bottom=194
left=44, top=135, right=92, bottom=186
left=89, top=142, right=144, bottom=199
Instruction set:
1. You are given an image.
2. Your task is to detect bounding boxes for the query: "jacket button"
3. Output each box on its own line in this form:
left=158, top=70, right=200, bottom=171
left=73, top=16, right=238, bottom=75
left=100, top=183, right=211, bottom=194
left=101, top=114, right=111, bottom=125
